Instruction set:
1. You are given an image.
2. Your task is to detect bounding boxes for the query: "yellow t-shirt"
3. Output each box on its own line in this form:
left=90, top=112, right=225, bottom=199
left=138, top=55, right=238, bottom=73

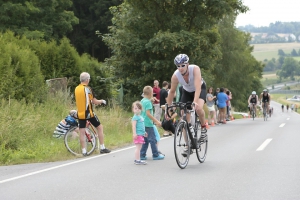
left=75, top=84, right=95, bottom=119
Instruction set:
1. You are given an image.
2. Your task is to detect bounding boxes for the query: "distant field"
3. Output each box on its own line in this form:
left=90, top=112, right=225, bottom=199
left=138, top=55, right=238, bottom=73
left=252, top=43, right=300, bottom=61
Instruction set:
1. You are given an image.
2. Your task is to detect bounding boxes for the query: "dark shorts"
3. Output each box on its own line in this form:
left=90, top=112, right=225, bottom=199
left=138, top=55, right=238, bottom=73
left=78, top=115, right=101, bottom=128
left=180, top=80, right=207, bottom=105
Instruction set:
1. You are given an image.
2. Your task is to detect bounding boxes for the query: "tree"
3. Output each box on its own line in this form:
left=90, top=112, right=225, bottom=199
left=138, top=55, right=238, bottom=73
left=0, top=0, right=79, bottom=41
left=67, top=0, right=123, bottom=61
left=279, top=57, right=300, bottom=80
left=213, top=14, right=263, bottom=110
left=103, top=0, right=248, bottom=99
left=0, top=32, right=46, bottom=102
left=278, top=49, right=285, bottom=56
left=291, top=49, right=298, bottom=56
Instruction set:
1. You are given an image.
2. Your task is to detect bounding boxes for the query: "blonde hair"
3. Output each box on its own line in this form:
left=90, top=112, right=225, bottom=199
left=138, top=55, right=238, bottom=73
left=143, top=86, right=153, bottom=96
left=69, top=110, right=78, bottom=118
left=132, top=101, right=142, bottom=110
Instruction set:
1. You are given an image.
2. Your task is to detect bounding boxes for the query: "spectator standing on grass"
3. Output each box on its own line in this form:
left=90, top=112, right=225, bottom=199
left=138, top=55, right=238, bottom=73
left=217, top=88, right=228, bottom=124
left=226, top=90, right=232, bottom=121
left=140, top=86, right=165, bottom=161
left=206, top=87, right=218, bottom=125
left=131, top=101, right=147, bottom=165
left=75, top=72, right=111, bottom=156
left=153, top=80, right=162, bottom=122
left=159, top=81, right=170, bottom=137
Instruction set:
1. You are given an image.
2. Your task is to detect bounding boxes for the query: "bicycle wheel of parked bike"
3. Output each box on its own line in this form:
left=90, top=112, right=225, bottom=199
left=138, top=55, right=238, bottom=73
left=195, top=121, right=208, bottom=163
left=64, top=126, right=97, bottom=156
left=174, top=121, right=190, bottom=169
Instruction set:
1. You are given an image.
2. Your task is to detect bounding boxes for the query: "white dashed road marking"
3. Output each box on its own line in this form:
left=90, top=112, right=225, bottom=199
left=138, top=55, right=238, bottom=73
left=279, top=123, right=285, bottom=127
left=256, top=138, right=273, bottom=151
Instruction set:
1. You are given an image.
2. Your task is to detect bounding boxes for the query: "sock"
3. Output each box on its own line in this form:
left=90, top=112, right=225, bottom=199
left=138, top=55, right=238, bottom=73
left=82, top=148, right=86, bottom=154
left=100, top=144, right=105, bottom=149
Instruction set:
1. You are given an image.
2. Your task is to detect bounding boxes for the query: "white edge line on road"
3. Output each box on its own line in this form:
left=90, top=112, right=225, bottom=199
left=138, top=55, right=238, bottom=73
left=256, top=138, right=273, bottom=151
left=0, top=145, right=136, bottom=184
left=279, top=123, right=286, bottom=127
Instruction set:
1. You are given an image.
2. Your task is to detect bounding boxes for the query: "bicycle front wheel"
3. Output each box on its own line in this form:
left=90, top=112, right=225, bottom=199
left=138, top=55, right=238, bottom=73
left=195, top=122, right=208, bottom=163
left=64, top=127, right=96, bottom=156
left=174, top=121, right=190, bottom=169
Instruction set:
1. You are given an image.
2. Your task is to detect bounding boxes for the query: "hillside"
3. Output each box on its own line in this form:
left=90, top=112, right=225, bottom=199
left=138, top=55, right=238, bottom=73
left=251, top=43, right=300, bottom=61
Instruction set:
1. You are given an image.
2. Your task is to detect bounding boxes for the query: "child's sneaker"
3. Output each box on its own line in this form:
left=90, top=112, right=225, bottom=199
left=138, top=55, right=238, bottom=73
left=134, top=160, right=147, bottom=165
left=140, top=156, right=147, bottom=160
left=153, top=154, right=165, bottom=160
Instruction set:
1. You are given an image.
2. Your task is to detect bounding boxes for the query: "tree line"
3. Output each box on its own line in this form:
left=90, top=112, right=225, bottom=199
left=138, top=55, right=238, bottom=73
left=0, top=0, right=264, bottom=111
left=263, top=49, right=300, bottom=81
left=238, top=21, right=300, bottom=38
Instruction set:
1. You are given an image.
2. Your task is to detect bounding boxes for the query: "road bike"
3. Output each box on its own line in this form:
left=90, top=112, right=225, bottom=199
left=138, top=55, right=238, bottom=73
left=262, top=100, right=268, bottom=121
left=250, top=103, right=256, bottom=120
left=165, top=102, right=208, bottom=169
left=64, top=121, right=99, bottom=156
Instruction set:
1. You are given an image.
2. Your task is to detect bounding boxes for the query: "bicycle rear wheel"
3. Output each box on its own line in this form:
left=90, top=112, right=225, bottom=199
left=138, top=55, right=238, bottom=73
left=195, top=122, right=208, bottom=163
left=174, top=121, right=190, bottom=169
left=64, top=126, right=96, bottom=156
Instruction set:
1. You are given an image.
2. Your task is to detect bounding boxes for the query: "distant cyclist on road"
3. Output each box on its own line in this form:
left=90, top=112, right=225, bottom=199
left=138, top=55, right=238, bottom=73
left=259, top=89, right=271, bottom=115
left=248, top=91, right=258, bottom=117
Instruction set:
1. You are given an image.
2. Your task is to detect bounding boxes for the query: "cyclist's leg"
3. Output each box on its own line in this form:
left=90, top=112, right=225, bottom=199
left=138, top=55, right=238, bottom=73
left=78, top=119, right=87, bottom=153
left=89, top=116, right=104, bottom=145
left=197, top=82, right=207, bottom=128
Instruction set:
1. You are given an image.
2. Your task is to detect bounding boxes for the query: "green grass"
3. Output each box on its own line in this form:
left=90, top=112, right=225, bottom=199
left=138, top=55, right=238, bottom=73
left=271, top=94, right=300, bottom=111
left=252, top=51, right=278, bottom=61
left=252, top=43, right=300, bottom=61
left=0, top=92, right=137, bottom=165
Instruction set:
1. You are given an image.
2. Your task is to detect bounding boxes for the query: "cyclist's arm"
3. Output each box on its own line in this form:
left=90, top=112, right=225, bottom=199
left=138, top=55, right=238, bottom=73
left=259, top=93, right=262, bottom=103
left=92, top=98, right=105, bottom=105
left=247, top=95, right=251, bottom=104
left=268, top=94, right=271, bottom=103
left=193, top=66, right=201, bottom=103
left=256, top=95, right=259, bottom=103
left=166, top=74, right=178, bottom=106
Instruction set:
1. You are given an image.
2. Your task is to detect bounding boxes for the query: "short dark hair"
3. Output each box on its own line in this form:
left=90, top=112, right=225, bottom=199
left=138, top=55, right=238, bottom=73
left=162, top=81, right=169, bottom=87
left=220, top=88, right=224, bottom=92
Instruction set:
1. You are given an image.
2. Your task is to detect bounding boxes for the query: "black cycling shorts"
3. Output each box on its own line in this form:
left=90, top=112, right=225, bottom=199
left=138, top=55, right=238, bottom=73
left=180, top=80, right=207, bottom=109
left=78, top=115, right=101, bottom=128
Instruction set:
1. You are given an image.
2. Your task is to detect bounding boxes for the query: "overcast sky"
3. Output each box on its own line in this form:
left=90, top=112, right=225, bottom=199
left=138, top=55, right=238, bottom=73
left=235, top=0, right=300, bottom=27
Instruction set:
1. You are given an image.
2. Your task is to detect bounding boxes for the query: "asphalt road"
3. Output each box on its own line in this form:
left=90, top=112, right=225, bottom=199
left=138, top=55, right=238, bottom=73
left=1, top=101, right=300, bottom=200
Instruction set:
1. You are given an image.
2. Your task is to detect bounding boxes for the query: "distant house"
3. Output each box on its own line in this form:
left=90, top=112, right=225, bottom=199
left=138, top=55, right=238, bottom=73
left=277, top=33, right=296, bottom=41
left=250, top=32, right=296, bottom=43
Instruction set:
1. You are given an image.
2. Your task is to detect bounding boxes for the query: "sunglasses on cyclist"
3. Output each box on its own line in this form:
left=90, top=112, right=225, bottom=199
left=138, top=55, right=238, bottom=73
left=177, top=64, right=186, bottom=68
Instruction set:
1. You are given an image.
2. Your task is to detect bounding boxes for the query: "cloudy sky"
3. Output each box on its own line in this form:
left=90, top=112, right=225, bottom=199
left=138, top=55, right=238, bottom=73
left=235, top=0, right=300, bottom=27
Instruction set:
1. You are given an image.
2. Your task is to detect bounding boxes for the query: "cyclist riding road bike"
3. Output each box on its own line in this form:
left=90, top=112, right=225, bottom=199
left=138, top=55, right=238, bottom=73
left=259, top=89, right=271, bottom=116
left=248, top=91, right=258, bottom=117
left=166, top=54, right=207, bottom=156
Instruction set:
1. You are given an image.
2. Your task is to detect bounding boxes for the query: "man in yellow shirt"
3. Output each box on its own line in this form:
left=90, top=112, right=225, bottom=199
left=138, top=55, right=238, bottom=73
left=75, top=72, right=111, bottom=156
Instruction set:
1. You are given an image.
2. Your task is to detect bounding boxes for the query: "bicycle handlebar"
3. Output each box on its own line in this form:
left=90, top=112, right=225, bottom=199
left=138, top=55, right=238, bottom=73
left=165, top=102, right=195, bottom=118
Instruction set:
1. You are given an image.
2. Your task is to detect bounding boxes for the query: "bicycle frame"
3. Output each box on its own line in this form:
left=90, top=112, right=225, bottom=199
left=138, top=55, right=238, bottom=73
left=165, top=102, right=198, bottom=149
left=86, top=121, right=100, bottom=151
